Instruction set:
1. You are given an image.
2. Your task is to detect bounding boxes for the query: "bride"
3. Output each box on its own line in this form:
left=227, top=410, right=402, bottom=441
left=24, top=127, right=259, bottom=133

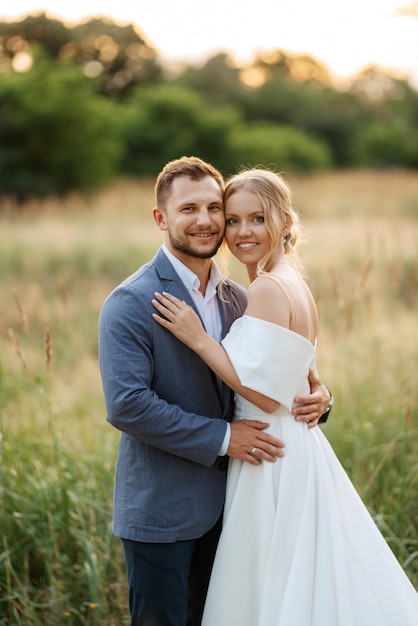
left=152, top=168, right=418, bottom=625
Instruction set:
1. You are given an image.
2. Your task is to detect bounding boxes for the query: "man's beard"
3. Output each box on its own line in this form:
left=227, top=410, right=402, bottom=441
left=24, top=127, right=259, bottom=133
left=168, top=232, right=223, bottom=259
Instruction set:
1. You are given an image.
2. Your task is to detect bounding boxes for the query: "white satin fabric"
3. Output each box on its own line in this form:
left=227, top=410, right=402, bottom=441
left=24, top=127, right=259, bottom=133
left=202, top=316, right=418, bottom=626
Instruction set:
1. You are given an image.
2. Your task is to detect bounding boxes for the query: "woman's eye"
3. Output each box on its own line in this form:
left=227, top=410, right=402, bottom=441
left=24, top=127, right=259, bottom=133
left=226, top=218, right=238, bottom=225
left=254, top=216, right=264, bottom=223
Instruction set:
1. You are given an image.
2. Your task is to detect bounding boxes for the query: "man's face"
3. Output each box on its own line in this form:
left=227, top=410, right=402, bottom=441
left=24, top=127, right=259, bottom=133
left=154, top=176, right=225, bottom=261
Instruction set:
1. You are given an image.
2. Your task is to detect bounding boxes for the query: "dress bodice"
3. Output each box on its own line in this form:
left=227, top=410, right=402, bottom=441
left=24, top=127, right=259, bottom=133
left=221, top=315, right=317, bottom=414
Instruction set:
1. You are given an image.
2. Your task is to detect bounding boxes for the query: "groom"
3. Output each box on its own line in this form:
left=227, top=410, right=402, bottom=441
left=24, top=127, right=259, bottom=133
left=98, top=156, right=332, bottom=626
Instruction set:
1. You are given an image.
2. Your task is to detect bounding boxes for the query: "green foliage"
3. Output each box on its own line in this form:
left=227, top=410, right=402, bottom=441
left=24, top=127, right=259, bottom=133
left=0, top=173, right=417, bottom=623
left=174, top=54, right=382, bottom=167
left=225, top=122, right=332, bottom=174
left=174, top=52, right=244, bottom=106
left=0, top=373, right=126, bottom=625
left=352, top=120, right=418, bottom=168
left=0, top=13, right=162, bottom=95
left=0, top=13, right=418, bottom=200
left=0, top=57, right=123, bottom=200
left=118, top=84, right=331, bottom=176
left=174, top=54, right=418, bottom=170
left=118, top=84, right=242, bottom=174
left=0, top=12, right=71, bottom=58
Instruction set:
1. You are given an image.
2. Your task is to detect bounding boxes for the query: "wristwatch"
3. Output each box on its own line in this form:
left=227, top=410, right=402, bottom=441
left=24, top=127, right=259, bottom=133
left=318, top=387, right=334, bottom=424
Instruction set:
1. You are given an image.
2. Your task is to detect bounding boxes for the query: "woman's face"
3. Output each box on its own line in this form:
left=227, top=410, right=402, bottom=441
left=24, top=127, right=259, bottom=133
left=224, top=189, right=272, bottom=267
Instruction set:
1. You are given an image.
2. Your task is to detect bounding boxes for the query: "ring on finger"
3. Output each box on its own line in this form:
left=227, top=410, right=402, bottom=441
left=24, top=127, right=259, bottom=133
left=251, top=447, right=257, bottom=455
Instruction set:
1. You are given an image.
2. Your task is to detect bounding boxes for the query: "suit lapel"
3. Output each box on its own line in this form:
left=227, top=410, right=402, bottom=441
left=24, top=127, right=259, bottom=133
left=154, top=248, right=200, bottom=313
left=155, top=249, right=236, bottom=417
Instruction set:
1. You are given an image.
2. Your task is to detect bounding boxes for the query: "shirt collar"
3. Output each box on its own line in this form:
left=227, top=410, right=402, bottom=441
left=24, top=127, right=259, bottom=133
left=162, top=244, right=221, bottom=295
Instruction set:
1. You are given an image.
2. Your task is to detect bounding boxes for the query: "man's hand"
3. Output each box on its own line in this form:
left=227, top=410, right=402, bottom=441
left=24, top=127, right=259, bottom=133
left=292, top=369, right=331, bottom=429
left=228, top=420, right=285, bottom=465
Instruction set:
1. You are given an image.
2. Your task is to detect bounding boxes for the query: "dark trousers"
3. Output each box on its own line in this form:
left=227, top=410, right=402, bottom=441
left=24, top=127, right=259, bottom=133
left=122, top=517, right=222, bottom=626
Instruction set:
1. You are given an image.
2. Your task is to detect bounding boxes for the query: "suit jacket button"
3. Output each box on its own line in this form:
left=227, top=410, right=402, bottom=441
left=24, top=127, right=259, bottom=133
left=218, top=461, right=227, bottom=471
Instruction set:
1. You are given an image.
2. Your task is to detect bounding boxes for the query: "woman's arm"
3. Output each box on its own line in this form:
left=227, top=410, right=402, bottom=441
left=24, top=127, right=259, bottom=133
left=152, top=291, right=280, bottom=413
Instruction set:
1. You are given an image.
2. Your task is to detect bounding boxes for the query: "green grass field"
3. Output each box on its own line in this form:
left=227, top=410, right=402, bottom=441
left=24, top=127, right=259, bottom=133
left=1, top=170, right=417, bottom=624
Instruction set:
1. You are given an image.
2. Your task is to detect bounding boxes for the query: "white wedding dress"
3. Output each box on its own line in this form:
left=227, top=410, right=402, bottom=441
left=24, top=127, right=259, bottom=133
left=202, top=316, right=418, bottom=626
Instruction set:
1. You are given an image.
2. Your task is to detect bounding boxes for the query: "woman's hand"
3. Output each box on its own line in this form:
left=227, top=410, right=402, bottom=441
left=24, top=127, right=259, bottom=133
left=152, top=292, right=206, bottom=350
left=153, top=292, right=281, bottom=416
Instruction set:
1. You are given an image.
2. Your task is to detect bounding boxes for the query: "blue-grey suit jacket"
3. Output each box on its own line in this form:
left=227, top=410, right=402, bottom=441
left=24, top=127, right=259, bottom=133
left=99, top=248, right=247, bottom=542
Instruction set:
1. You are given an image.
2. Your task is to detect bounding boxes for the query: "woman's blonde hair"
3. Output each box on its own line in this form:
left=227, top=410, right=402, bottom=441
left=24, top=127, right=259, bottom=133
left=224, top=168, right=304, bottom=275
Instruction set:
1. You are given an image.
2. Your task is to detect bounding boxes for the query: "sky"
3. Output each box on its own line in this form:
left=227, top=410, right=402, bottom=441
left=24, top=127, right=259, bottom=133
left=1, top=0, right=417, bottom=84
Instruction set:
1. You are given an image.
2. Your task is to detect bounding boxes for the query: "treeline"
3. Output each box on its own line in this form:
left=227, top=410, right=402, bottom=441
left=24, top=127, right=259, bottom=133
left=1, top=13, right=417, bottom=201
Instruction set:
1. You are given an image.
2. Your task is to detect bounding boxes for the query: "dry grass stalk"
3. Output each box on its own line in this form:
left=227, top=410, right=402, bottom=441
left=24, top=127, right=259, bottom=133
left=354, top=258, right=373, bottom=299
left=345, top=306, right=353, bottom=333
left=12, top=287, right=29, bottom=335
left=58, top=283, right=69, bottom=316
left=7, top=328, right=29, bottom=371
left=329, top=267, right=345, bottom=308
left=329, top=267, right=353, bottom=332
left=404, top=403, right=412, bottom=430
left=45, top=327, right=52, bottom=374
left=362, top=441, right=398, bottom=496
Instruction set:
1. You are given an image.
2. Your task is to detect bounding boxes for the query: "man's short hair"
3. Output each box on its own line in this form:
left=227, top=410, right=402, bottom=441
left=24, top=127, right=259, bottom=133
left=155, top=156, right=224, bottom=209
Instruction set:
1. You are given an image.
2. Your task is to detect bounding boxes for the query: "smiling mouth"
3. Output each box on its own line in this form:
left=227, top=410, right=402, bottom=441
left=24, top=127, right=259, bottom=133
left=190, top=232, right=216, bottom=238
left=237, top=242, right=258, bottom=249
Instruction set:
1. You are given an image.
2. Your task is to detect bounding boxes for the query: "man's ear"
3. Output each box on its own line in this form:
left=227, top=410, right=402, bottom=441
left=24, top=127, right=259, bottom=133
left=153, top=206, right=167, bottom=231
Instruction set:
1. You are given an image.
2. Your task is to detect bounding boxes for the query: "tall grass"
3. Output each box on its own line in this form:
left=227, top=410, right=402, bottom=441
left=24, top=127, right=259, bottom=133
left=0, top=170, right=417, bottom=623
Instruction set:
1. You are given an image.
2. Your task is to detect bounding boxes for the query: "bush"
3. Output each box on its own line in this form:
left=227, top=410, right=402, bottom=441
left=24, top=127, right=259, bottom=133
left=225, top=122, right=332, bottom=174
left=352, top=121, right=418, bottom=168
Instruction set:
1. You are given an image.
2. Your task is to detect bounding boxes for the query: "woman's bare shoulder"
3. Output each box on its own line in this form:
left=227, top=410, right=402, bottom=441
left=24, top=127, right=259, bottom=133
left=246, top=275, right=291, bottom=326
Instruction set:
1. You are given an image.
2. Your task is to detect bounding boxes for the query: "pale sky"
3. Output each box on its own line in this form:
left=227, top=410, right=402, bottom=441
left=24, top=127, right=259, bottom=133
left=1, top=0, right=417, bottom=84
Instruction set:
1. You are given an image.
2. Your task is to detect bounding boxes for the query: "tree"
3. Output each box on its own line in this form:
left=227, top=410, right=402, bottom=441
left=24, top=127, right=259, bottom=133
left=174, top=53, right=244, bottom=107
left=0, top=13, right=163, bottom=95
left=118, top=84, right=242, bottom=175
left=352, top=120, right=418, bottom=168
left=348, top=68, right=418, bottom=167
left=0, top=58, right=123, bottom=201
left=248, top=49, right=332, bottom=85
